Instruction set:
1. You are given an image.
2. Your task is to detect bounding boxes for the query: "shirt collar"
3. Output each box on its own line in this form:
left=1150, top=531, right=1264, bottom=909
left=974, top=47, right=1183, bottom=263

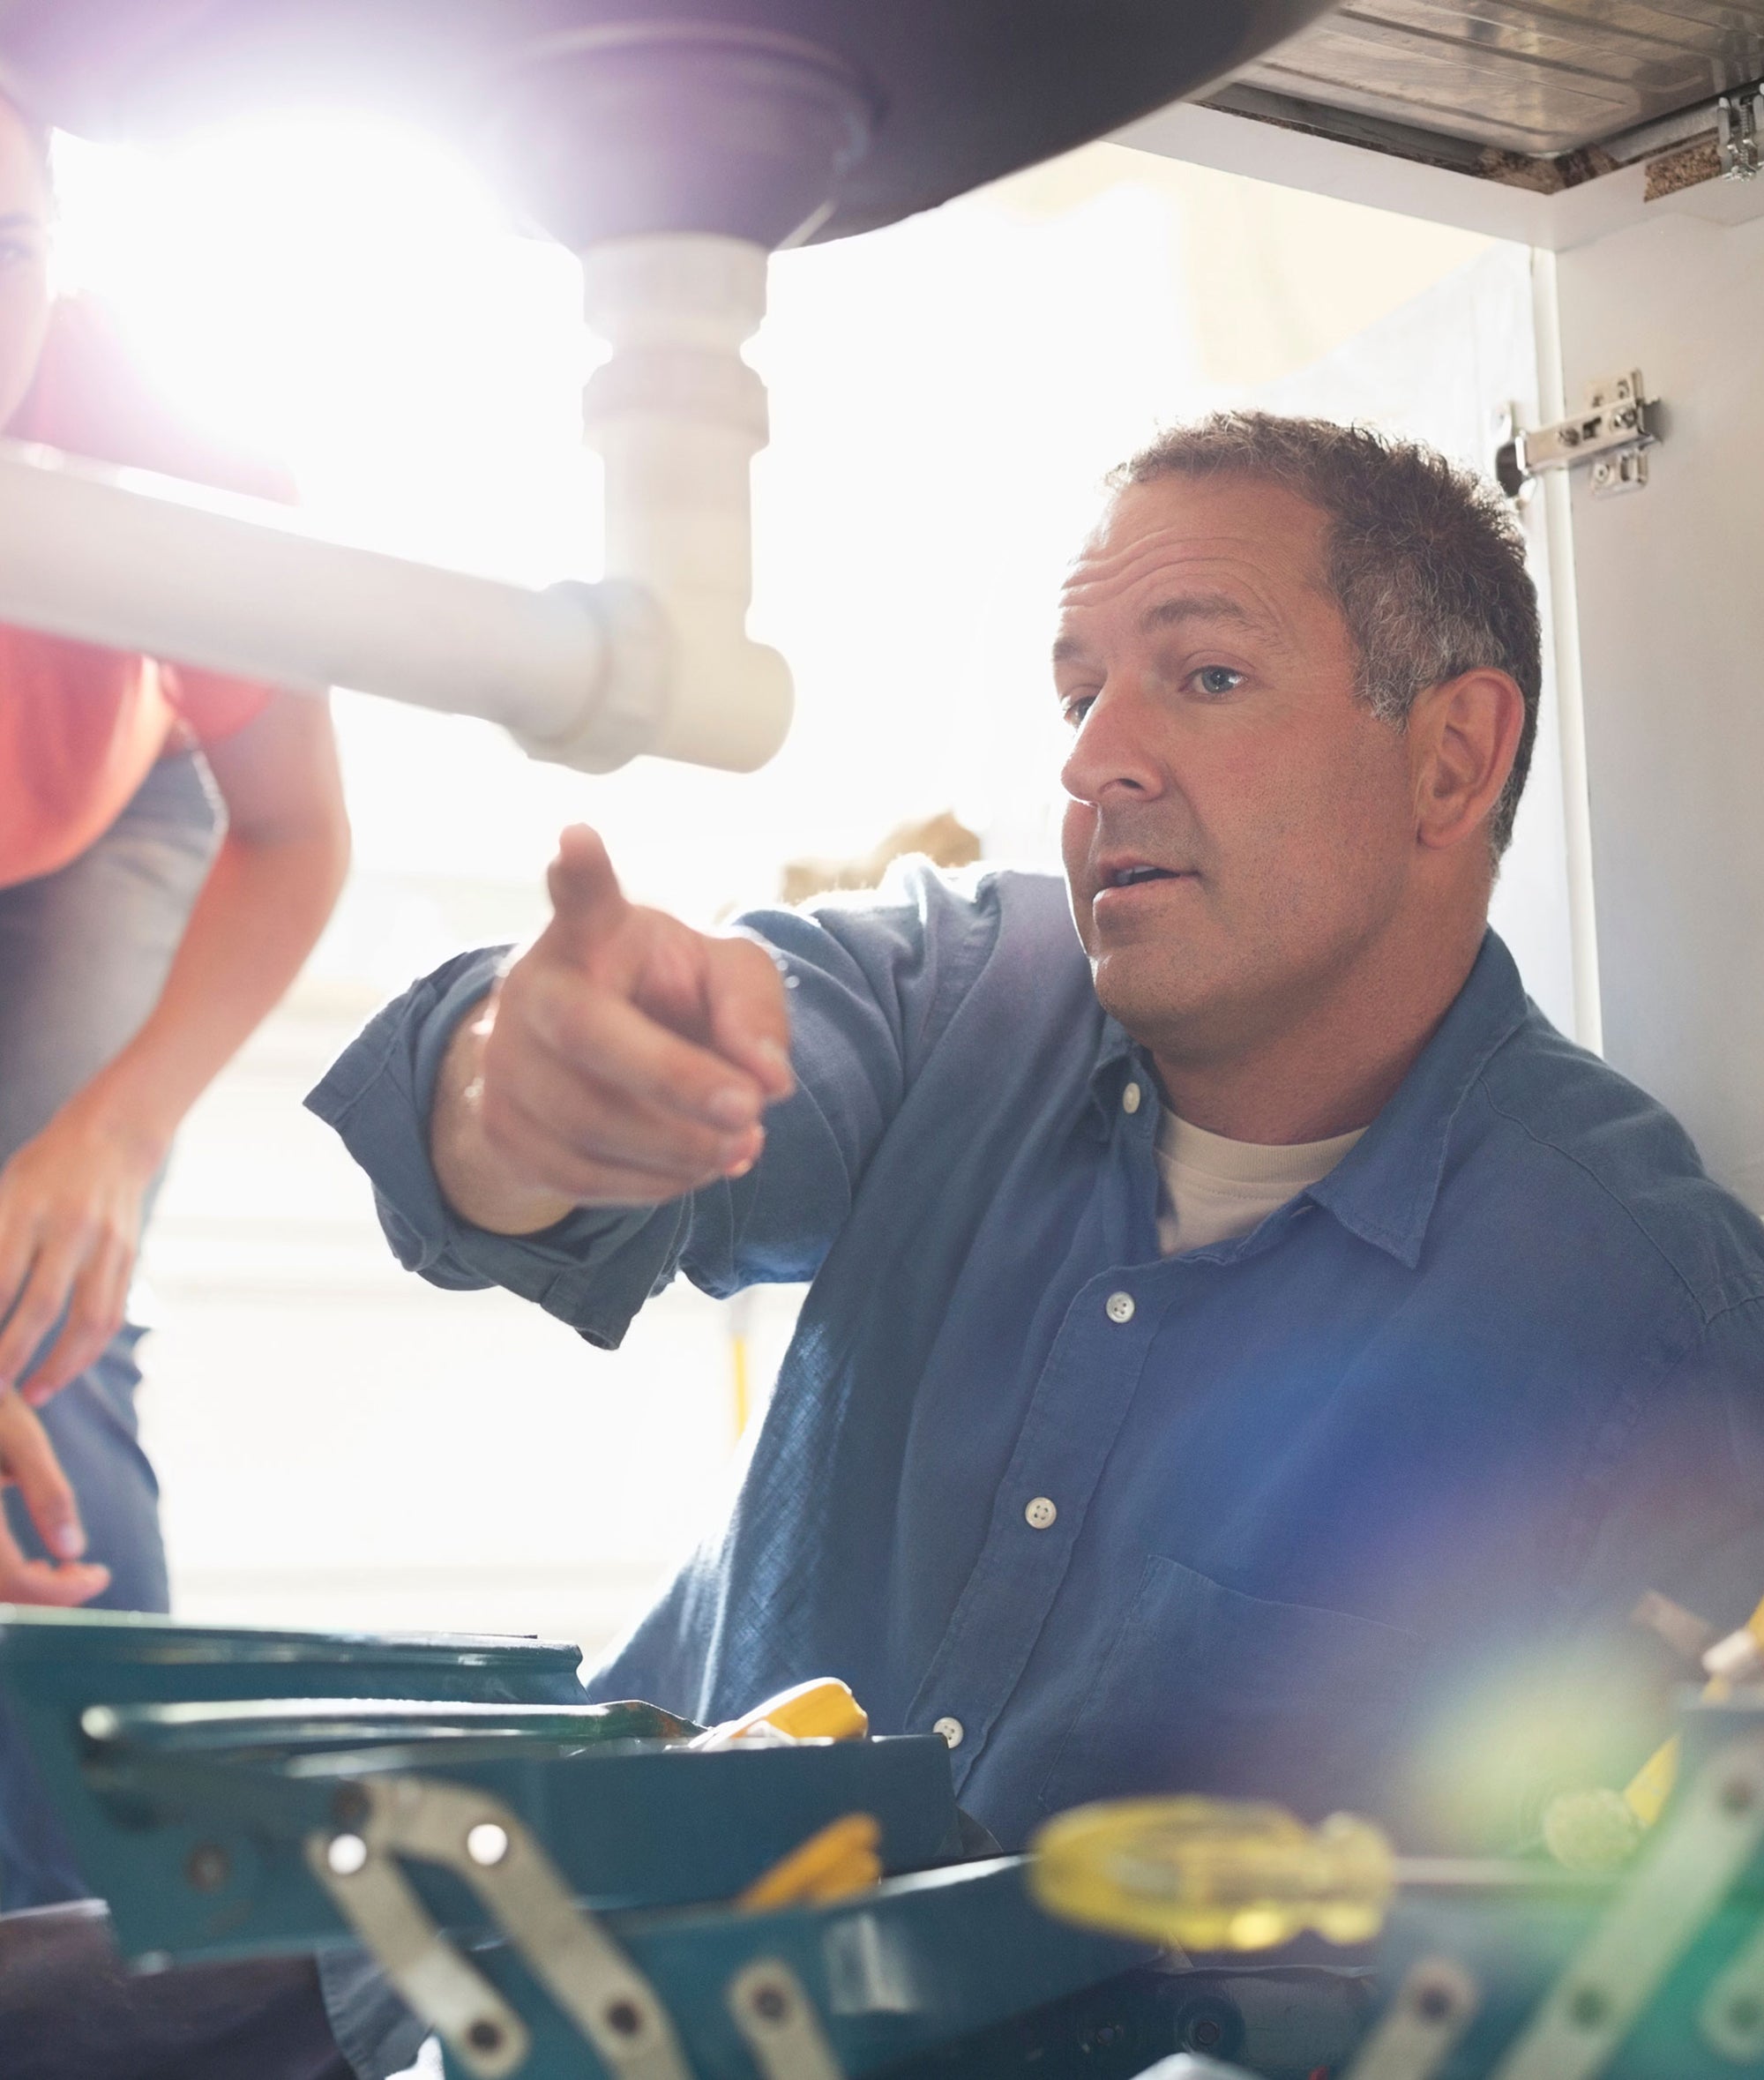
left=1304, top=931, right=1529, bottom=1267
left=1088, top=930, right=1531, bottom=1267
left=1087, top=1016, right=1141, bottom=1135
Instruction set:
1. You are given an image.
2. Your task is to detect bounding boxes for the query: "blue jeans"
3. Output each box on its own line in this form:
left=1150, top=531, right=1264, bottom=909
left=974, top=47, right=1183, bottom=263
left=0, top=752, right=220, bottom=1909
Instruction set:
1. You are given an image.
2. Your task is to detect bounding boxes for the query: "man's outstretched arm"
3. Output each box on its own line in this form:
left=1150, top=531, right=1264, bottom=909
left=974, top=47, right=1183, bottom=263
left=310, top=827, right=1015, bottom=1343
left=430, top=826, right=794, bottom=1234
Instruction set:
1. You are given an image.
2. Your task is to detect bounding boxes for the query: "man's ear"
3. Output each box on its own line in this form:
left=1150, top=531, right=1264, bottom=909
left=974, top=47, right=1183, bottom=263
left=1410, top=670, right=1525, bottom=853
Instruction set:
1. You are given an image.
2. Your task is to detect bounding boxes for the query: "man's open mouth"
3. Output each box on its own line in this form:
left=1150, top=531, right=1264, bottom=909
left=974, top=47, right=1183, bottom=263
left=1106, top=864, right=1181, bottom=887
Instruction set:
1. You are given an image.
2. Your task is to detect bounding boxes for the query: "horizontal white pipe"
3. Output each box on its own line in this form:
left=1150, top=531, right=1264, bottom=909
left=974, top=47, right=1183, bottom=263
left=0, top=440, right=675, bottom=773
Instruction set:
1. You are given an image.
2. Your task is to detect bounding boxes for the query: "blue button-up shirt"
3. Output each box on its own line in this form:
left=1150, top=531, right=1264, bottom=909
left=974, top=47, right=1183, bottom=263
left=310, top=866, right=1764, bottom=1853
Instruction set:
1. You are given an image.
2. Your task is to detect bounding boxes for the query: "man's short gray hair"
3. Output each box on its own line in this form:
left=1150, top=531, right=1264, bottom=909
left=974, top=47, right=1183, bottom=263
left=1110, top=412, right=1542, bottom=857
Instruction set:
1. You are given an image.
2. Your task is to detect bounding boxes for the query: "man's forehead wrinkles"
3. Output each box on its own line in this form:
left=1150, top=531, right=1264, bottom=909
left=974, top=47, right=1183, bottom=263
left=1062, top=521, right=1264, bottom=589
left=1058, top=551, right=1292, bottom=652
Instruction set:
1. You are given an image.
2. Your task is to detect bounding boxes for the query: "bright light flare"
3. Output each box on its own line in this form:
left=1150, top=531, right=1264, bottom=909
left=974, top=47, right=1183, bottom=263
left=51, top=114, right=598, bottom=580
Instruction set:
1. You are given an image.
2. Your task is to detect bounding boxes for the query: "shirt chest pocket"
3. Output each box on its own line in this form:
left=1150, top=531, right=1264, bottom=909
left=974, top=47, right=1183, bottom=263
left=1038, top=1553, right=1427, bottom=1823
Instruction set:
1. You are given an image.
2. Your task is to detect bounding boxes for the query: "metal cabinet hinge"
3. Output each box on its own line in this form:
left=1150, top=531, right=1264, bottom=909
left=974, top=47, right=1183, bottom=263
left=1495, top=372, right=1660, bottom=501
left=1718, top=90, right=1762, bottom=180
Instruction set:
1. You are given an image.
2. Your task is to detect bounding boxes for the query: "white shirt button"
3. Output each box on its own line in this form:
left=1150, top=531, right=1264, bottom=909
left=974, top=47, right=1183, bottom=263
left=1025, top=1496, right=1058, bottom=1530
left=1122, top=1081, right=1142, bottom=1115
left=1105, top=1291, right=1136, bottom=1324
left=932, top=1716, right=965, bottom=1749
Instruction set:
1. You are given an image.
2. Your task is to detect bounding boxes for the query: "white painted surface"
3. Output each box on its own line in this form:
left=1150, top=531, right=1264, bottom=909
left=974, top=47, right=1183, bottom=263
left=1116, top=101, right=1561, bottom=247
left=1528, top=249, right=1603, bottom=1052
left=1115, top=99, right=1764, bottom=252
left=1551, top=207, right=1764, bottom=1209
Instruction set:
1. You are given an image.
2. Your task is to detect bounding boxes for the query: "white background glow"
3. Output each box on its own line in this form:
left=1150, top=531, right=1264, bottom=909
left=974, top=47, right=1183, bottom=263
left=49, top=115, right=1490, bottom=932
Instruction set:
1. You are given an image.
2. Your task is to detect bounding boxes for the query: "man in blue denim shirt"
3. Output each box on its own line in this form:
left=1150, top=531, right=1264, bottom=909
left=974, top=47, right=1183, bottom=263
left=313, top=415, right=1764, bottom=1864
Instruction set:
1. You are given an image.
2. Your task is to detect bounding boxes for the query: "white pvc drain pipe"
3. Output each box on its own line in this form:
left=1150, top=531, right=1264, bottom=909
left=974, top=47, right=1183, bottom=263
left=0, top=231, right=792, bottom=777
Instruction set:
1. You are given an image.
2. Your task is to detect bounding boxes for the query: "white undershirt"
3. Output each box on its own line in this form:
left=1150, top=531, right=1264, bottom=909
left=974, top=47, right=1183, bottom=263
left=1155, top=1111, right=1366, bottom=1256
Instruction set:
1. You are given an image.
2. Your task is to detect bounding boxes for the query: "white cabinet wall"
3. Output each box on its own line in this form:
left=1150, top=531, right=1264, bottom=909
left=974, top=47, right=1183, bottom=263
left=1552, top=210, right=1764, bottom=1209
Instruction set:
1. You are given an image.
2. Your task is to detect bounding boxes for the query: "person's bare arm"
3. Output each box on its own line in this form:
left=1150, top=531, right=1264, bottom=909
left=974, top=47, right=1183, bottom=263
left=0, top=692, right=350, bottom=1411
left=430, top=827, right=794, bottom=1236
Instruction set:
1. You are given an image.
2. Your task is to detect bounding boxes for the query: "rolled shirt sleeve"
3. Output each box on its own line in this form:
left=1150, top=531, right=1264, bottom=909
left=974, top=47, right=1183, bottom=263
left=305, top=861, right=1006, bottom=1348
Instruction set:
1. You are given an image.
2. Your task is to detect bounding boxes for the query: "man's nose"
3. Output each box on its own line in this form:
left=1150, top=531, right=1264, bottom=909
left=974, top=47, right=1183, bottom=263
left=1059, top=682, right=1164, bottom=806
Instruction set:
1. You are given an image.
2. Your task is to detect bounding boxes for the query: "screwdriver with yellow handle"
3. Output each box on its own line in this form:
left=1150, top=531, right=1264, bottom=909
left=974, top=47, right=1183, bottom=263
left=1029, top=1798, right=1620, bottom=1954
left=689, top=1677, right=870, bottom=1750
left=1032, top=1798, right=1397, bottom=1952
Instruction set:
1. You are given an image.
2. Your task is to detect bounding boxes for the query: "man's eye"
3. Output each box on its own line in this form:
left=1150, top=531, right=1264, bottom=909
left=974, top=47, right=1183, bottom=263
left=1061, top=693, right=1096, bottom=728
left=1193, top=666, right=1245, bottom=698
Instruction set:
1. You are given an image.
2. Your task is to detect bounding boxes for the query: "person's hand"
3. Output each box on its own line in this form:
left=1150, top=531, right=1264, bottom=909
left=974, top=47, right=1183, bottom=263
left=431, top=826, right=795, bottom=1234
left=0, top=1098, right=159, bottom=1408
left=0, top=1390, right=110, bottom=1605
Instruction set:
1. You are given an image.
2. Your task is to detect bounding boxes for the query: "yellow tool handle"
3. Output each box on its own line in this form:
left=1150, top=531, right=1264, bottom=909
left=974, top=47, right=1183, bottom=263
left=1031, top=1797, right=1395, bottom=1953
left=1624, top=1734, right=1682, bottom=1830
left=738, top=1814, right=882, bottom=1911
left=692, top=1677, right=870, bottom=1751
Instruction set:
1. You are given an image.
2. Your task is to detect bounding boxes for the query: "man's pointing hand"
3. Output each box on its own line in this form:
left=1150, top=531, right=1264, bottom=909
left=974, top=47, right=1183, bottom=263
left=430, top=826, right=794, bottom=1234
